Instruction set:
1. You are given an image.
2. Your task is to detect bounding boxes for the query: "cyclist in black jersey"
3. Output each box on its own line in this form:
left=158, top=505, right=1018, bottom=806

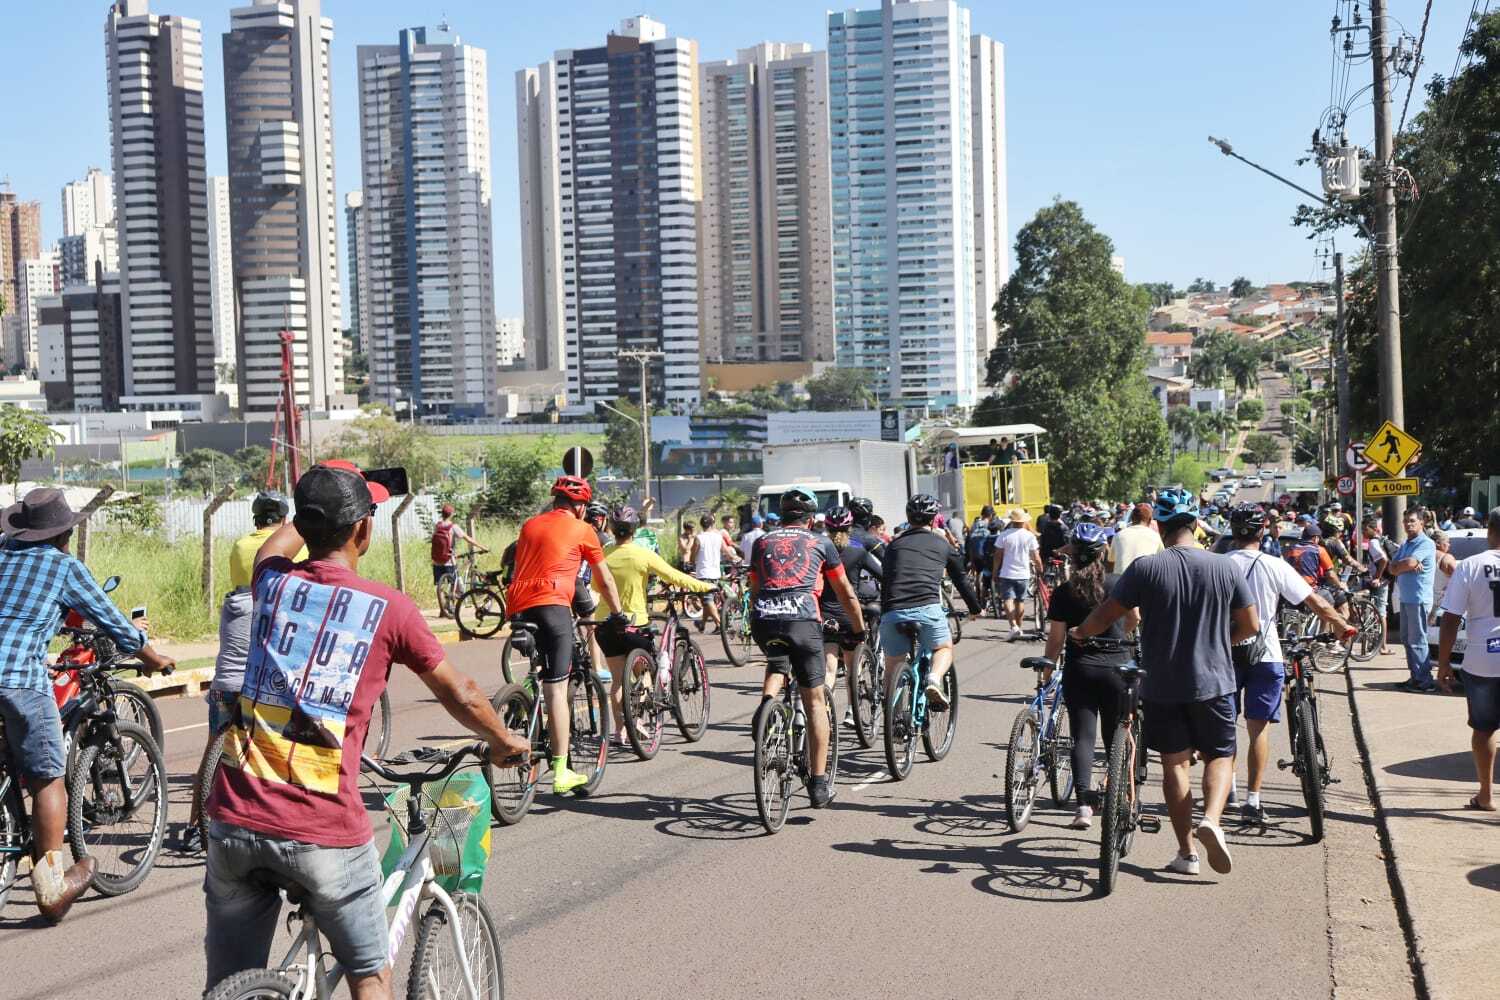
left=821, top=506, right=883, bottom=695
left=848, top=495, right=887, bottom=561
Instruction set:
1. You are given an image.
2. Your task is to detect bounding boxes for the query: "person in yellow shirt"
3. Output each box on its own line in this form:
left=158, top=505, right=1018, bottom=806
left=592, top=506, right=714, bottom=745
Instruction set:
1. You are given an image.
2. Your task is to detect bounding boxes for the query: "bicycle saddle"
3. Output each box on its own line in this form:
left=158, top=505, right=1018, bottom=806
left=1019, top=656, right=1055, bottom=672
left=896, top=621, right=922, bottom=638
left=508, top=619, right=540, bottom=635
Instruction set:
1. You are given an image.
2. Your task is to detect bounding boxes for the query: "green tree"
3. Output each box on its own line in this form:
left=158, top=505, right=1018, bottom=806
left=1167, top=406, right=1198, bottom=455
left=234, top=446, right=270, bottom=488
left=1236, top=398, right=1265, bottom=424
left=178, top=448, right=232, bottom=496
left=1230, top=276, right=1254, bottom=298
left=1186, top=277, right=1216, bottom=294
left=0, top=404, right=61, bottom=490
left=740, top=382, right=796, bottom=412
left=333, top=412, right=443, bottom=489
left=601, top=397, right=643, bottom=477
left=1279, top=397, right=1310, bottom=425
left=978, top=199, right=1167, bottom=499
left=805, top=367, right=876, bottom=411
left=1140, top=281, right=1177, bottom=307
left=1241, top=432, right=1282, bottom=468
left=475, top=440, right=549, bottom=519
left=1225, top=344, right=1259, bottom=395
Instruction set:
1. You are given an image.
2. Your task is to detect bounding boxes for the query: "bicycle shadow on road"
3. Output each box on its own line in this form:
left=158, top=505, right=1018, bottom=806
left=830, top=834, right=1095, bottom=903
left=560, top=790, right=770, bottom=841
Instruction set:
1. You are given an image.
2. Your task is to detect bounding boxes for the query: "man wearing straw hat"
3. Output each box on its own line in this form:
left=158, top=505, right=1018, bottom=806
left=991, top=507, right=1044, bottom=640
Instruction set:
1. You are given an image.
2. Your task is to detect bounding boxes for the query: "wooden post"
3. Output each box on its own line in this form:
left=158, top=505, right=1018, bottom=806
left=76, top=486, right=116, bottom=565
left=202, top=485, right=237, bottom=605
left=391, top=494, right=415, bottom=593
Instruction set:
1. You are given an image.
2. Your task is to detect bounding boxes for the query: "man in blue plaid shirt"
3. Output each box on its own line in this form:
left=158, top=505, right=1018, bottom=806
left=0, top=488, right=174, bottom=923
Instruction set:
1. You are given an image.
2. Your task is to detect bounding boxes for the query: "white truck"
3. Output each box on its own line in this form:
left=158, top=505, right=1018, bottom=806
left=757, top=439, right=916, bottom=524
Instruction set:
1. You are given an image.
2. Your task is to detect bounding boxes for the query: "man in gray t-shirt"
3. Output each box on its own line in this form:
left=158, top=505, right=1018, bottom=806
left=1074, top=488, right=1258, bottom=880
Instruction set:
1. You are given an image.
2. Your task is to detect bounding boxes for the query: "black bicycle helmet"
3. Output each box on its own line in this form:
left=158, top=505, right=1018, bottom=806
left=252, top=490, right=291, bottom=525
left=778, top=487, right=818, bottom=520
left=825, top=506, right=854, bottom=531
left=610, top=506, right=639, bottom=531
left=585, top=500, right=610, bottom=522
left=1044, top=503, right=1063, bottom=518
left=847, top=496, right=875, bottom=525
left=1229, top=502, right=1267, bottom=538
left=905, top=493, right=941, bottom=525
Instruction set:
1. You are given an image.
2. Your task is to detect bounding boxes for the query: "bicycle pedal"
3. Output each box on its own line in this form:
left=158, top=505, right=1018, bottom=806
left=1137, top=815, right=1161, bottom=834
left=1276, top=759, right=1292, bottom=770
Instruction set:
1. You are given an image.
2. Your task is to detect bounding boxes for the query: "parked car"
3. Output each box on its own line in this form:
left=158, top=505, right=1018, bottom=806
left=1210, top=467, right=1233, bottom=482
left=1243, top=475, right=1263, bottom=487
left=1428, top=528, right=1489, bottom=666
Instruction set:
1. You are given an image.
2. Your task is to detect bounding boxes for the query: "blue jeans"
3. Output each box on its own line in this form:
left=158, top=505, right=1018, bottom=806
left=1399, top=603, right=1432, bottom=685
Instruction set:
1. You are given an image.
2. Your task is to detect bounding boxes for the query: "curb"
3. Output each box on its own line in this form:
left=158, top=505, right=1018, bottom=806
left=1341, top=662, right=1432, bottom=1000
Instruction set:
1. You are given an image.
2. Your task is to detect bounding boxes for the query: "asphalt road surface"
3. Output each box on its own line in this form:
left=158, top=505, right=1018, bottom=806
left=0, top=615, right=1416, bottom=1000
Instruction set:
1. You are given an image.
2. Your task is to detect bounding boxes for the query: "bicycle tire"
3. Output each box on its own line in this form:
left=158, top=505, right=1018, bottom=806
left=883, top=670, right=917, bottom=780
left=437, top=573, right=462, bottom=619
left=1350, top=599, right=1383, bottom=662
left=752, top=698, right=794, bottom=833
left=486, top=683, right=538, bottom=826
left=1048, top=701, right=1075, bottom=808
left=373, top=690, right=393, bottom=760
left=1294, top=693, right=1326, bottom=842
left=68, top=720, right=167, bottom=896
left=621, top=649, right=662, bottom=760
left=456, top=587, right=507, bottom=640
left=719, top=592, right=750, bottom=666
left=1097, top=721, right=1133, bottom=897
left=204, top=969, right=303, bottom=999
left=408, top=890, right=506, bottom=999
left=923, top=666, right=958, bottom=761
left=671, top=638, right=710, bottom=742
left=567, top=668, right=609, bottom=797
left=194, top=725, right=229, bottom=847
left=0, top=777, right=23, bottom=910
left=498, top=633, right=531, bottom=686
left=850, top=643, right=880, bottom=750
left=1004, top=708, right=1040, bottom=833
left=109, top=679, right=163, bottom=759
left=819, top=691, right=840, bottom=787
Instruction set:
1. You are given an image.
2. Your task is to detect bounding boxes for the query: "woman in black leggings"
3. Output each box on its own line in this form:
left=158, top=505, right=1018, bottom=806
left=1041, top=522, right=1138, bottom=830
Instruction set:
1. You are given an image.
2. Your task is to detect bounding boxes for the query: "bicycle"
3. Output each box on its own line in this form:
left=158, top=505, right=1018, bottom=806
left=618, top=590, right=712, bottom=760
left=437, top=548, right=484, bottom=620
left=751, top=651, right=840, bottom=834
left=204, top=743, right=505, bottom=1000
left=1343, top=588, right=1385, bottom=663
left=847, top=606, right=884, bottom=750
left=1278, top=632, right=1341, bottom=842
left=485, top=617, right=610, bottom=825
left=717, top=568, right=755, bottom=666
left=1098, top=649, right=1155, bottom=897
left=454, top=570, right=508, bottom=640
left=1006, top=654, right=1073, bottom=832
left=941, top=579, right=964, bottom=644
left=883, top=618, right=959, bottom=781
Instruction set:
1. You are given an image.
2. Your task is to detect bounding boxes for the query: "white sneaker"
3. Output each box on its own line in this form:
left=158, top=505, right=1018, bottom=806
left=1008, top=626, right=1021, bottom=641
left=1166, top=852, right=1201, bottom=876
left=1069, top=805, right=1094, bottom=830
left=1194, top=821, right=1233, bottom=874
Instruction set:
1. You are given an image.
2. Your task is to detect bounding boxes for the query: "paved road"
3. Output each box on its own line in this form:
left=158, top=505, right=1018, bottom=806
left=1, top=617, right=1415, bottom=999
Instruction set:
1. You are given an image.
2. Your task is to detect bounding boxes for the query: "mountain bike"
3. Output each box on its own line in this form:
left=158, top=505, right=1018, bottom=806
left=718, top=569, right=755, bottom=666
left=1006, top=655, right=1073, bottom=832
left=941, top=580, right=963, bottom=644
left=485, top=618, right=610, bottom=825
left=883, top=618, right=959, bottom=781
left=751, top=657, right=839, bottom=834
left=1344, top=589, right=1385, bottom=663
left=848, top=607, right=884, bottom=750
left=205, top=743, right=504, bottom=1000
left=618, top=591, right=712, bottom=760
left=1278, top=633, right=1340, bottom=842
left=437, top=548, right=483, bottom=620
left=1098, top=648, right=1155, bottom=897
left=455, top=570, right=508, bottom=640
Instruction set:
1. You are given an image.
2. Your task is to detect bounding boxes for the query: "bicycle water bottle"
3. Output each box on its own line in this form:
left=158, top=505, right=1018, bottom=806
left=656, top=646, right=672, bottom=689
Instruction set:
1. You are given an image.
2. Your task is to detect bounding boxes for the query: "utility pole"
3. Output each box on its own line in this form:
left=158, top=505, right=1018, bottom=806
left=620, top=349, right=664, bottom=507
left=1371, top=0, right=1406, bottom=529
left=1333, top=252, right=1350, bottom=462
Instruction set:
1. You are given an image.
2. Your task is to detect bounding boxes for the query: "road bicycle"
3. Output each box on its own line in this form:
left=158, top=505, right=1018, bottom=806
left=717, top=569, right=755, bottom=666
left=437, top=548, right=484, bottom=620
left=847, top=607, right=884, bottom=750
left=1007, top=654, right=1073, bottom=832
left=455, top=570, right=508, bottom=640
left=617, top=590, right=712, bottom=760
left=205, top=743, right=504, bottom=1000
left=485, top=618, right=610, bottom=825
left=751, top=651, right=839, bottom=834
left=1278, top=632, right=1340, bottom=842
left=1098, top=641, right=1155, bottom=897
left=883, top=618, right=959, bottom=781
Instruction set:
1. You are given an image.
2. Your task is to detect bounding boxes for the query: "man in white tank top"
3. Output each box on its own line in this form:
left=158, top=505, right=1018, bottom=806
left=689, top=513, right=740, bottom=633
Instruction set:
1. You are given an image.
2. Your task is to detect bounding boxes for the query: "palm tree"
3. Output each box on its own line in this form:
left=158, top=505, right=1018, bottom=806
left=1190, top=409, right=1217, bottom=458
left=1226, top=345, right=1258, bottom=395
left=1209, top=409, right=1238, bottom=458
left=1167, top=406, right=1197, bottom=458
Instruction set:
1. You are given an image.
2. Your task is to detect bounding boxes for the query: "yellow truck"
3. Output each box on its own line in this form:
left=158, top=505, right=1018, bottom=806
left=928, top=423, right=1052, bottom=524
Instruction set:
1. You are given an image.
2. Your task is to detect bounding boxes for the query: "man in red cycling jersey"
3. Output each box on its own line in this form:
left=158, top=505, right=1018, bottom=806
left=507, top=476, right=625, bottom=794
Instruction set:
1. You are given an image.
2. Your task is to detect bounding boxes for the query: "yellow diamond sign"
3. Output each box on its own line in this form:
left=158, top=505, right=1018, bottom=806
left=1366, top=420, right=1421, bottom=478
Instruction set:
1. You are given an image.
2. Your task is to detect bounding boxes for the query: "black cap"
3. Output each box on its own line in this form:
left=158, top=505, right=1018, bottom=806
left=294, top=464, right=378, bottom=531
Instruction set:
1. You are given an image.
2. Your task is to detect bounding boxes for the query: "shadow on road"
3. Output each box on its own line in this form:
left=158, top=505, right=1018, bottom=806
left=830, top=833, right=1096, bottom=902
left=563, top=790, right=770, bottom=840
left=1467, top=863, right=1500, bottom=892
left=1384, top=750, right=1498, bottom=783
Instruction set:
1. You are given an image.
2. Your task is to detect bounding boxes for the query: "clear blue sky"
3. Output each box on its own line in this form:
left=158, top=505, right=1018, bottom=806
left=1, top=1, right=1477, bottom=312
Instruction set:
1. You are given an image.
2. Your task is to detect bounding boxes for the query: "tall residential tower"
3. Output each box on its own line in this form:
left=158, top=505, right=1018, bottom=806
left=357, top=24, right=496, bottom=418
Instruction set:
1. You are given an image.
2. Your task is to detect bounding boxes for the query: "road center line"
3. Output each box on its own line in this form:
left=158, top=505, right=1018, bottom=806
left=851, top=771, right=888, bottom=791
left=165, top=721, right=209, bottom=734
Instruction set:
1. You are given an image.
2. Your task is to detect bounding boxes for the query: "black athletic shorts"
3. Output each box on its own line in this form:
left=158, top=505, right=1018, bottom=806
left=514, top=605, right=575, bottom=683
left=752, top=619, right=826, bottom=690
left=1143, top=694, right=1237, bottom=759
left=597, top=620, right=655, bottom=660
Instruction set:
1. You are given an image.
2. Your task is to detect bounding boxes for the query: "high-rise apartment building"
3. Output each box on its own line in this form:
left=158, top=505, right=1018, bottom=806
left=358, top=24, right=496, bottom=418
left=59, top=227, right=119, bottom=289
left=207, top=175, right=235, bottom=371
left=61, top=168, right=115, bottom=237
left=37, top=277, right=127, bottom=412
left=106, top=0, right=216, bottom=404
left=223, top=0, right=344, bottom=416
left=343, top=190, right=368, bottom=354
left=516, top=16, right=702, bottom=411
left=496, top=316, right=524, bottom=367
left=827, top=0, right=1006, bottom=409
left=970, top=35, right=1007, bottom=370
left=16, top=252, right=60, bottom=370
left=0, top=192, right=42, bottom=355
left=699, top=43, right=834, bottom=365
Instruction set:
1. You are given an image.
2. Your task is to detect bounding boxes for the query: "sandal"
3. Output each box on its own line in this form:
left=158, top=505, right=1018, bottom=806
left=1464, top=796, right=1497, bottom=812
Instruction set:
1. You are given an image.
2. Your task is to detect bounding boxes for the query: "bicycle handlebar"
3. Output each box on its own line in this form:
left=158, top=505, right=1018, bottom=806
left=360, top=741, right=488, bottom=786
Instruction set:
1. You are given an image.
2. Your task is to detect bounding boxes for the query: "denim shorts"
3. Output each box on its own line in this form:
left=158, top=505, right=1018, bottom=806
left=879, top=604, right=951, bottom=658
left=206, top=689, right=239, bottom=733
left=1463, top=672, right=1500, bottom=732
left=1235, top=660, right=1285, bottom=723
left=994, top=577, right=1028, bottom=602
left=0, top=685, right=66, bottom=781
left=204, top=820, right=388, bottom=989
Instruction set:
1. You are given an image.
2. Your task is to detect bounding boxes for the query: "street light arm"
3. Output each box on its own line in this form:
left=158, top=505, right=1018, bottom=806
left=597, top=400, right=642, bottom=429
left=1206, top=135, right=1333, bottom=208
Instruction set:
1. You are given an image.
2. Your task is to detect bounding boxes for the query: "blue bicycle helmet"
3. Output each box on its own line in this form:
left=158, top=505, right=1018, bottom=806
left=1070, top=521, right=1109, bottom=551
left=1152, top=487, right=1198, bottom=525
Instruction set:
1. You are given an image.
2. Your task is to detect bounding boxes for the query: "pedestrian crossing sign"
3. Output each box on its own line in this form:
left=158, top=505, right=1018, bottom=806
left=1366, top=420, right=1421, bottom=478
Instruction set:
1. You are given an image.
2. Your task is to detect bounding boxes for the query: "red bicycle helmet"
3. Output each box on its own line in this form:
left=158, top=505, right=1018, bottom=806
left=551, top=475, right=593, bottom=503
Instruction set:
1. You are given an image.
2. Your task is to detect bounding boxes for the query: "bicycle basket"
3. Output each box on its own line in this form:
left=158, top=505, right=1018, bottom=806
left=380, top=770, right=492, bottom=895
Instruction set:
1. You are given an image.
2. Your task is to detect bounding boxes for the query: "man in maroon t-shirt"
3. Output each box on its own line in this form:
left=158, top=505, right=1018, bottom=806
left=203, top=462, right=529, bottom=999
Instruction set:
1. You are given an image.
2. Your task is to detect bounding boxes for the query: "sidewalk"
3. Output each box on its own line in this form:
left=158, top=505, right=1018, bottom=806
left=1345, top=651, right=1500, bottom=1000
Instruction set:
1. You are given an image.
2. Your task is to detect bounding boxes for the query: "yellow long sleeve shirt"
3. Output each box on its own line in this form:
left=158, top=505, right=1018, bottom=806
left=593, top=539, right=714, bottom=625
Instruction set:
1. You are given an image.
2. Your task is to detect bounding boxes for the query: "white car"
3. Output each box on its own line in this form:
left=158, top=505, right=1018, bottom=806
left=1429, top=529, right=1489, bottom=665
left=1243, top=475, right=1263, bottom=487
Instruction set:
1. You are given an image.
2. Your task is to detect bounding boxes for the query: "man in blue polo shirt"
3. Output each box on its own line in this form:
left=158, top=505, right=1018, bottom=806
left=1389, top=508, right=1438, bottom=691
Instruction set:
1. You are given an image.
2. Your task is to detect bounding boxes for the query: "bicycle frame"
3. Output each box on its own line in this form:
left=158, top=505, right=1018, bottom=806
left=1025, top=669, right=1066, bottom=778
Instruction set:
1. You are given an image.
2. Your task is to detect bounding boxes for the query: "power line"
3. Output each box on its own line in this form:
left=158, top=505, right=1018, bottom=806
left=1396, top=0, right=1434, bottom=137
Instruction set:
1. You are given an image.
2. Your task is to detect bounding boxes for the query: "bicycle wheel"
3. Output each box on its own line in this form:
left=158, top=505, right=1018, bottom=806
left=498, top=634, right=532, bottom=686
left=194, top=725, right=229, bottom=847
left=68, top=720, right=167, bottom=896
left=566, top=668, right=609, bottom=797
left=204, top=969, right=303, bottom=999
left=621, top=649, right=662, bottom=760
left=408, top=890, right=505, bottom=999
left=719, top=592, right=750, bottom=666
left=485, top=684, right=538, bottom=826
left=108, top=679, right=163, bottom=760
left=1004, top=708, right=1041, bottom=833
left=752, top=697, right=794, bottom=834
left=923, top=666, right=958, bottom=761
left=818, top=692, right=840, bottom=787
left=946, top=599, right=963, bottom=645
left=0, top=778, right=23, bottom=910
left=1048, top=701, right=1075, bottom=808
left=372, top=690, right=393, bottom=760
left=1294, top=693, right=1326, bottom=842
left=670, top=638, right=710, bottom=742
left=849, top=643, right=881, bottom=750
left=456, top=587, right=507, bottom=640
left=1350, top=600, right=1383, bottom=662
left=1032, top=581, right=1048, bottom=631
left=437, top=573, right=461, bottom=618
left=883, top=670, right=917, bottom=780
left=1097, top=722, right=1133, bottom=897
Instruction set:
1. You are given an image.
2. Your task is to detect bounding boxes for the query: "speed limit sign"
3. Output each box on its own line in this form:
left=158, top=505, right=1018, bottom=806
left=1337, top=475, right=1355, bottom=496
